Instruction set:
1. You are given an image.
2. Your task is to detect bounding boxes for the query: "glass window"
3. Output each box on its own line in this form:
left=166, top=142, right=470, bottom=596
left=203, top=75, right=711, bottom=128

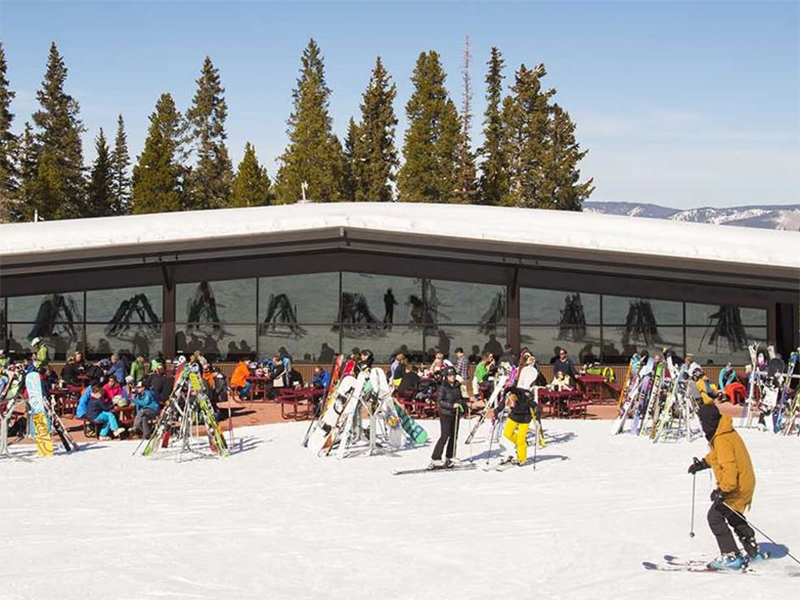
left=520, top=326, right=602, bottom=365
left=6, top=322, right=81, bottom=361
left=85, top=323, right=161, bottom=361
left=341, top=273, right=421, bottom=328
left=425, top=325, right=507, bottom=363
left=521, top=288, right=600, bottom=325
left=686, top=327, right=766, bottom=365
left=601, top=325, right=684, bottom=364
left=260, top=324, right=340, bottom=364
left=260, top=273, right=339, bottom=324
left=8, top=292, right=84, bottom=323
left=86, top=286, right=163, bottom=323
left=602, top=295, right=682, bottom=326
left=176, top=324, right=256, bottom=362
left=425, top=280, right=506, bottom=327
left=177, top=279, right=256, bottom=323
left=342, top=324, right=422, bottom=364
left=685, top=303, right=767, bottom=327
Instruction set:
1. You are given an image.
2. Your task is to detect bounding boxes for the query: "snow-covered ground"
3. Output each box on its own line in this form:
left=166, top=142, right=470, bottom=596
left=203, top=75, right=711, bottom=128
left=1, top=420, right=798, bottom=600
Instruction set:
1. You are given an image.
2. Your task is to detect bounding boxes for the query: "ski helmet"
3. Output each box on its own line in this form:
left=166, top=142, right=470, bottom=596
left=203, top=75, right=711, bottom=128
left=444, top=366, right=457, bottom=378
left=689, top=362, right=703, bottom=380
left=30, top=337, right=41, bottom=347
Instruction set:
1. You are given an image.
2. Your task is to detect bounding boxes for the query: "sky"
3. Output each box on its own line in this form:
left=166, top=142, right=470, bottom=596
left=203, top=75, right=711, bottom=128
left=1, top=0, right=798, bottom=209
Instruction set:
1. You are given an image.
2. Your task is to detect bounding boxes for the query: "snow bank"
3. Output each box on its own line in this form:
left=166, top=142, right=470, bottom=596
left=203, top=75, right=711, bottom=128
left=1, top=420, right=798, bottom=599
left=1, top=203, right=798, bottom=269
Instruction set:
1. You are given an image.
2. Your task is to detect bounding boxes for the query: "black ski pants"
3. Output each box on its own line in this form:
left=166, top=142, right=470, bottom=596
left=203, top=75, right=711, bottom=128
left=432, top=413, right=458, bottom=460
left=707, top=502, right=755, bottom=555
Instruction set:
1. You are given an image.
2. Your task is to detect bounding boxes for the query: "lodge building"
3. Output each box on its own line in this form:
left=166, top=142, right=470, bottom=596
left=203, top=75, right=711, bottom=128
left=1, top=203, right=798, bottom=366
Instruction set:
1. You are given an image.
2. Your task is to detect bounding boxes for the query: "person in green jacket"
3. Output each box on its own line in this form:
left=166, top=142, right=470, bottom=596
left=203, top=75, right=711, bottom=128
left=31, top=337, right=49, bottom=370
left=129, top=353, right=147, bottom=383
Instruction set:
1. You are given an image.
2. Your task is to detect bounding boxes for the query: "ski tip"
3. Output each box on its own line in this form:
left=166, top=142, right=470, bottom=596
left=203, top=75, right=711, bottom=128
left=642, top=562, right=659, bottom=570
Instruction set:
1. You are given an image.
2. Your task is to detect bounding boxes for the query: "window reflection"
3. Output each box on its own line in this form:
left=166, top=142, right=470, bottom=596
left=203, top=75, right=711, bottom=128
left=177, top=279, right=256, bottom=323
left=521, top=288, right=600, bottom=325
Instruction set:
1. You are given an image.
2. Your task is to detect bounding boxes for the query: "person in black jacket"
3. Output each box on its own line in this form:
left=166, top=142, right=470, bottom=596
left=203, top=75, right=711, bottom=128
left=429, top=367, right=466, bottom=468
left=501, top=387, right=535, bottom=465
left=146, top=364, right=170, bottom=402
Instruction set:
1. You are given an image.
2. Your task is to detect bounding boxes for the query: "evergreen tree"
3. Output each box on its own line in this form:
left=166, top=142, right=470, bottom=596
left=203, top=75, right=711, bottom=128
left=352, top=56, right=398, bottom=202
left=231, top=142, right=272, bottom=207
left=132, top=93, right=184, bottom=214
left=452, top=36, right=478, bottom=204
left=274, top=39, right=344, bottom=203
left=0, top=40, right=18, bottom=222
left=15, top=123, right=39, bottom=221
left=32, top=43, right=86, bottom=219
left=478, top=47, right=509, bottom=206
left=501, top=64, right=553, bottom=208
left=185, top=56, right=233, bottom=210
left=397, top=51, right=460, bottom=203
left=86, top=128, right=113, bottom=216
left=341, top=117, right=358, bottom=201
left=110, top=114, right=131, bottom=215
left=542, top=103, right=594, bottom=211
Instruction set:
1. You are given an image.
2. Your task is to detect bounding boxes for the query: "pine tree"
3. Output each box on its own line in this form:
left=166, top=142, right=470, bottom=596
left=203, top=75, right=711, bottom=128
left=32, top=43, right=86, bottom=220
left=478, top=47, right=509, bottom=206
left=185, top=56, right=233, bottom=210
left=132, top=93, right=185, bottom=214
left=341, top=117, right=358, bottom=201
left=352, top=56, right=398, bottom=201
left=501, top=64, right=553, bottom=208
left=452, top=35, right=478, bottom=204
left=0, top=40, right=18, bottom=222
left=231, top=142, right=272, bottom=207
left=86, top=129, right=113, bottom=217
left=110, top=114, right=131, bottom=215
left=542, top=103, right=594, bottom=211
left=274, top=39, right=344, bottom=204
left=15, top=123, right=39, bottom=221
left=397, top=51, right=461, bottom=203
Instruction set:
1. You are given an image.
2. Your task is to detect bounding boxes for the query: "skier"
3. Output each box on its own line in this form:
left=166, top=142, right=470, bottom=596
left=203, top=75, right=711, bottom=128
left=30, top=337, right=49, bottom=371
left=429, top=366, right=466, bottom=469
left=687, top=402, right=760, bottom=569
left=500, top=388, right=536, bottom=465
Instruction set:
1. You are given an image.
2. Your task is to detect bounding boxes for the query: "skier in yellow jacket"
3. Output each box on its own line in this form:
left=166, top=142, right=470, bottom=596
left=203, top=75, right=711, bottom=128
left=688, top=402, right=760, bottom=569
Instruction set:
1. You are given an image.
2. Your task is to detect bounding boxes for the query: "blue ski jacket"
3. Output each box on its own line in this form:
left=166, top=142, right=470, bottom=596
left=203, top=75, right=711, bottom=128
left=133, top=389, right=159, bottom=413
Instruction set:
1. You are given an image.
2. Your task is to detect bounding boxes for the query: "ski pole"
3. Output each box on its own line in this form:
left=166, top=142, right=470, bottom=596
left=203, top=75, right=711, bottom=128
left=722, top=502, right=800, bottom=566
left=532, top=420, right=538, bottom=471
left=689, top=472, right=696, bottom=538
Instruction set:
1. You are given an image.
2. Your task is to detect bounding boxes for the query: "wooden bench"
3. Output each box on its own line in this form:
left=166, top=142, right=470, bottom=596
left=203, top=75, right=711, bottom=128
left=565, top=400, right=591, bottom=419
left=276, top=389, right=321, bottom=420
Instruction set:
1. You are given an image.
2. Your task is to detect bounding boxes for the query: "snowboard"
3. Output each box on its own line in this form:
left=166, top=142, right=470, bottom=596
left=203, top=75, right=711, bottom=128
left=393, top=400, right=428, bottom=445
left=25, top=372, right=53, bottom=457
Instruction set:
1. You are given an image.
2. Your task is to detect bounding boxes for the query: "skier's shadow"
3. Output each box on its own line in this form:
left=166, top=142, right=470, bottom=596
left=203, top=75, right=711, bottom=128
left=760, top=542, right=790, bottom=560
left=531, top=431, right=577, bottom=446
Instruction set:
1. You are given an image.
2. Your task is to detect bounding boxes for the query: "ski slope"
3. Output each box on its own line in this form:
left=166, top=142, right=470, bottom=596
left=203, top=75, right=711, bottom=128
left=1, top=420, right=798, bottom=600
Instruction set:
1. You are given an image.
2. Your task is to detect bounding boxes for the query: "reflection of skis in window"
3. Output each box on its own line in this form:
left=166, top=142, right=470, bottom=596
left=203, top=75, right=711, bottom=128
left=700, top=305, right=748, bottom=353
left=622, top=300, right=662, bottom=347
left=259, top=293, right=306, bottom=338
left=105, top=294, right=161, bottom=339
left=479, top=292, right=506, bottom=334
left=339, top=292, right=383, bottom=336
left=557, top=293, right=587, bottom=341
left=28, top=294, right=80, bottom=341
left=186, top=282, right=222, bottom=332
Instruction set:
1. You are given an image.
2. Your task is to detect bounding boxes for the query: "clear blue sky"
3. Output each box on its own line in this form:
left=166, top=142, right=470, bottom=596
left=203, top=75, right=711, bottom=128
left=2, top=0, right=798, bottom=208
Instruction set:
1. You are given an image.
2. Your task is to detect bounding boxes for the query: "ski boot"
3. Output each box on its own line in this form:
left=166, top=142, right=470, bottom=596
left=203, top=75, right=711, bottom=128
left=426, top=459, right=445, bottom=470
left=444, top=457, right=461, bottom=468
left=740, top=537, right=770, bottom=563
left=707, top=552, right=744, bottom=570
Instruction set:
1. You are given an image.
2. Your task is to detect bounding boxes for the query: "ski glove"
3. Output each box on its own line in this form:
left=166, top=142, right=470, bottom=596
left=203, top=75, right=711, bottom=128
left=710, top=489, right=725, bottom=505
left=687, top=457, right=710, bottom=474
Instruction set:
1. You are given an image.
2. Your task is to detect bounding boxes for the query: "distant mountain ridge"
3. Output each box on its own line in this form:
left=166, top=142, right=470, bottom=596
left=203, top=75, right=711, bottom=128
left=584, top=201, right=800, bottom=231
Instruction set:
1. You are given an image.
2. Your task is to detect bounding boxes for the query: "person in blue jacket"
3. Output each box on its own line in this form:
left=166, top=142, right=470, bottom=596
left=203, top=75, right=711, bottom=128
left=311, top=367, right=331, bottom=390
left=107, top=353, right=126, bottom=383
left=131, top=380, right=160, bottom=439
left=84, top=381, right=125, bottom=440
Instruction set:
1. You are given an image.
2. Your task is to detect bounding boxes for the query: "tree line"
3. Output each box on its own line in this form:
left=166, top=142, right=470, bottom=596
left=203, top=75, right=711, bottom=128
left=0, top=37, right=594, bottom=222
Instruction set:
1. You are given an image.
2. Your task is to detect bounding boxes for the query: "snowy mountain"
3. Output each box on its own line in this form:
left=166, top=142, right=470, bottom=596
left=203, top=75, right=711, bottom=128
left=584, top=201, right=800, bottom=231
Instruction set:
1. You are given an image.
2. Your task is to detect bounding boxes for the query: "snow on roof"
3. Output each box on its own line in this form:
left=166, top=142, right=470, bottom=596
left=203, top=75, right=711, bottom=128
left=1, top=202, right=798, bottom=269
